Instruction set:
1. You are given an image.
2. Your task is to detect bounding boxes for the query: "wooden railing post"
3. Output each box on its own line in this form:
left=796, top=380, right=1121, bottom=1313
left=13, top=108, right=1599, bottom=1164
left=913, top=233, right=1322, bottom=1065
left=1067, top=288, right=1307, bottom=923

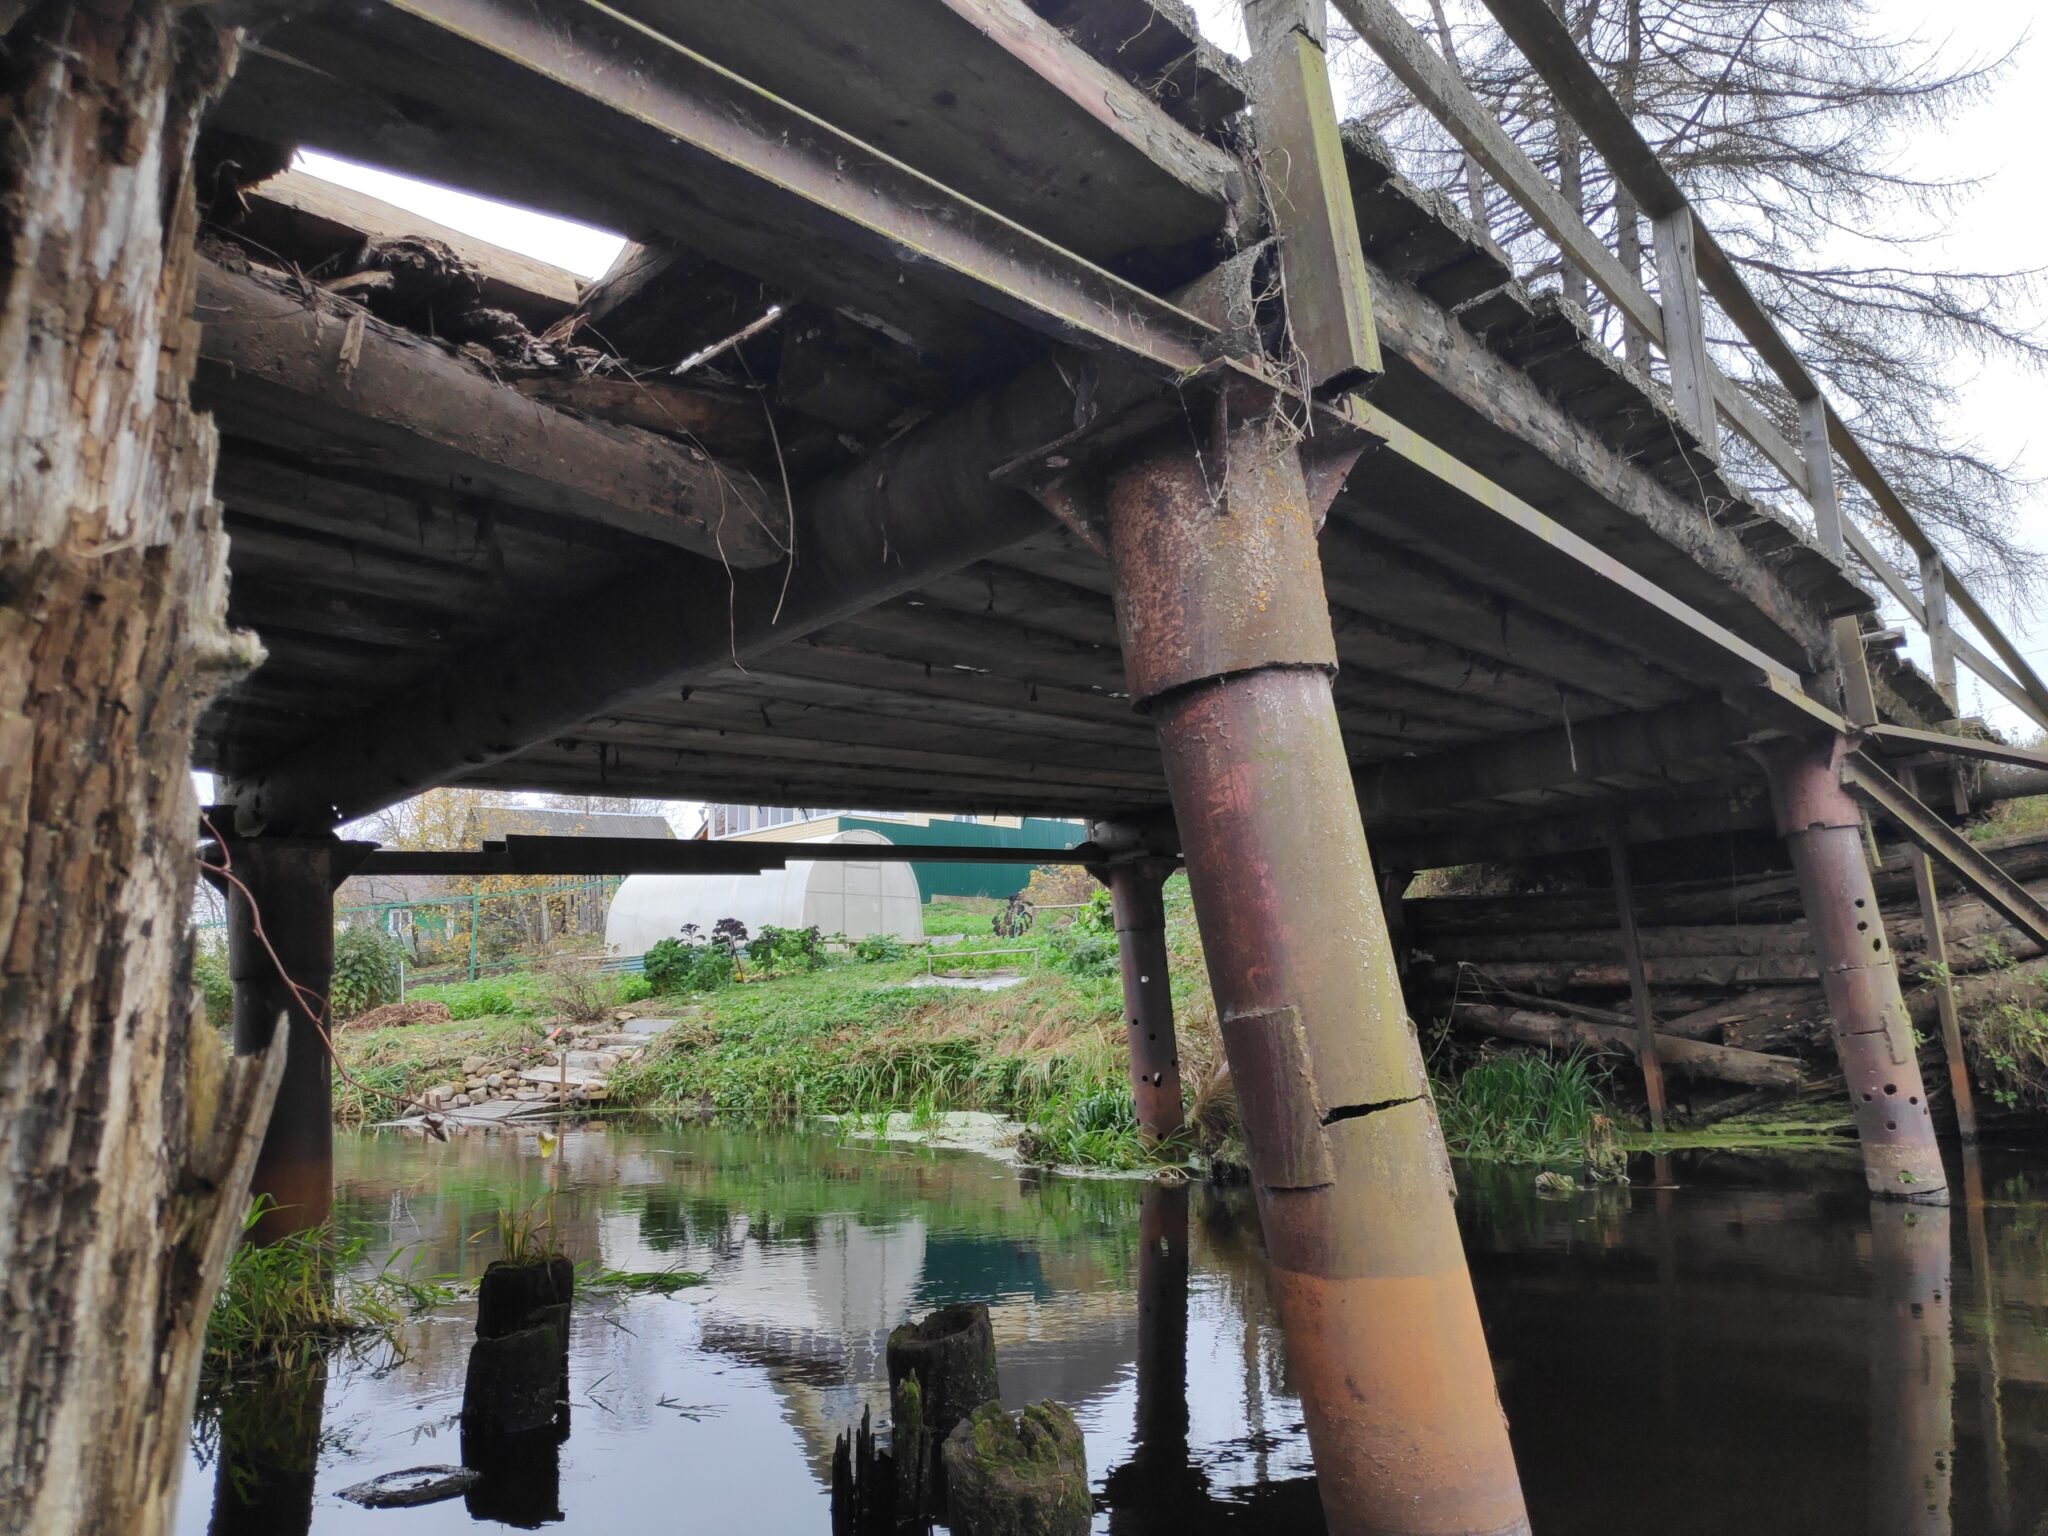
left=1650, top=213, right=1717, bottom=457
left=1799, top=394, right=1880, bottom=726
left=1920, top=553, right=1959, bottom=710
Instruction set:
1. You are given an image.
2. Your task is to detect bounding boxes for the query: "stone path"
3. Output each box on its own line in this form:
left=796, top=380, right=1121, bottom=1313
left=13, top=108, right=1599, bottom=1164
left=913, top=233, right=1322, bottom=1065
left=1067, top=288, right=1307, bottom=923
left=384, top=1013, right=689, bottom=1128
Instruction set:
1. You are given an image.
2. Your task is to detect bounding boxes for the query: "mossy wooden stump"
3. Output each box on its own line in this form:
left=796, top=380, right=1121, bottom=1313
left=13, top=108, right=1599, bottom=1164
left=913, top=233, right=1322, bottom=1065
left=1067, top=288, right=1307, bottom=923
left=887, top=1302, right=999, bottom=1514
left=940, top=1401, right=1089, bottom=1536
left=477, top=1256, right=574, bottom=1337
left=464, top=1257, right=573, bottom=1438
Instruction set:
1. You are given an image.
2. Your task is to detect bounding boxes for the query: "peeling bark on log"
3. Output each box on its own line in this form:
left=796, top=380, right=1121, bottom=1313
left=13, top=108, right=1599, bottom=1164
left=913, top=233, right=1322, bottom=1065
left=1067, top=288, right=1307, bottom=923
left=1452, top=1004, right=1805, bottom=1089
left=0, top=6, right=272, bottom=1531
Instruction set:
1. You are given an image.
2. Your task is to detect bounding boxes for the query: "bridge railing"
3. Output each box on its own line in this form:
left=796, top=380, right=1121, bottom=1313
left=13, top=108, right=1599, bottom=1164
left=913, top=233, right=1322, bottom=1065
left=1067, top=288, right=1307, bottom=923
left=1331, top=0, right=2048, bottom=736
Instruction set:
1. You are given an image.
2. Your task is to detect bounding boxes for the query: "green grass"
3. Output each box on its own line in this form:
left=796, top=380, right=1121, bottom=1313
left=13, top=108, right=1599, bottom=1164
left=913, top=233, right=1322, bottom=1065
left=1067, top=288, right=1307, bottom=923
left=204, top=1201, right=451, bottom=1377
left=1430, top=1050, right=1611, bottom=1164
left=332, top=1012, right=545, bottom=1122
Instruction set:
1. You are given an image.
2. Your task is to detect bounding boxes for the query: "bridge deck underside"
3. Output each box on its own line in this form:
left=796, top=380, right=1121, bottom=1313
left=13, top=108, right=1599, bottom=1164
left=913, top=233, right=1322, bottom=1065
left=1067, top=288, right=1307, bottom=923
left=190, top=0, right=1931, bottom=863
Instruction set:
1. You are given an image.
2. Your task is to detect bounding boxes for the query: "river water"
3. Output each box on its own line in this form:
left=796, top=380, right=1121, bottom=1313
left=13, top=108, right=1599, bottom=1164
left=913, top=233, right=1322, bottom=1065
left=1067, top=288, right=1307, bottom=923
left=178, top=1120, right=2047, bottom=1534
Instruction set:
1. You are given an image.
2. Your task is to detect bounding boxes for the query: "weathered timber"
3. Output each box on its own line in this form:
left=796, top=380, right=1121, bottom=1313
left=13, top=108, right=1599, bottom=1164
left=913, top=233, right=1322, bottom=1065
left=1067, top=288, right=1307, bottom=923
left=205, top=0, right=1224, bottom=387
left=941, top=1401, right=1091, bottom=1536
left=231, top=167, right=581, bottom=327
left=888, top=1304, right=1001, bottom=1511
left=1409, top=830, right=2048, bottom=935
left=598, top=0, right=1242, bottom=264
left=1356, top=697, right=1745, bottom=824
left=1023, top=0, right=1247, bottom=134
left=1451, top=1004, right=1804, bottom=1089
left=1353, top=255, right=1841, bottom=665
left=194, top=261, right=783, bottom=566
left=226, top=335, right=1165, bottom=828
left=0, top=8, right=280, bottom=1532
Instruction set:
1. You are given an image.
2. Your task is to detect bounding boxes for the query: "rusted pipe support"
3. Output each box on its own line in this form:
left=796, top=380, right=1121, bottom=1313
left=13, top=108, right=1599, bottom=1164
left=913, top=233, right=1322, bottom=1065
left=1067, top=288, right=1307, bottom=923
left=217, top=835, right=369, bottom=1241
left=1103, top=855, right=1187, bottom=1144
left=1760, top=738, right=1948, bottom=1203
left=1105, top=395, right=1530, bottom=1536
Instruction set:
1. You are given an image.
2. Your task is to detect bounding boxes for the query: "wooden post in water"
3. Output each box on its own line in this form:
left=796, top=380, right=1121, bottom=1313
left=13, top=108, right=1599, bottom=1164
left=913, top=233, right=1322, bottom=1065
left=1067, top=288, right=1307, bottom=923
left=1605, top=811, right=1669, bottom=1131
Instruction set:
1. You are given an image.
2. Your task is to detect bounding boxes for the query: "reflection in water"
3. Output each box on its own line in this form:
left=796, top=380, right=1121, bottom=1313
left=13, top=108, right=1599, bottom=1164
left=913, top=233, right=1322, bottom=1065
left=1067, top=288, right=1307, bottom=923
left=203, top=1358, right=326, bottom=1536
left=175, top=1123, right=2048, bottom=1535
left=1867, top=1203, right=1953, bottom=1536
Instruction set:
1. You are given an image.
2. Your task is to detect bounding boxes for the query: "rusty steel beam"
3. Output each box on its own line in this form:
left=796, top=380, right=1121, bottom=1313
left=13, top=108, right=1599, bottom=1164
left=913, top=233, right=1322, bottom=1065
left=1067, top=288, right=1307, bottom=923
left=1759, top=738, right=1948, bottom=1203
left=213, top=836, right=372, bottom=1243
left=1102, top=854, right=1187, bottom=1144
left=1103, top=388, right=1529, bottom=1535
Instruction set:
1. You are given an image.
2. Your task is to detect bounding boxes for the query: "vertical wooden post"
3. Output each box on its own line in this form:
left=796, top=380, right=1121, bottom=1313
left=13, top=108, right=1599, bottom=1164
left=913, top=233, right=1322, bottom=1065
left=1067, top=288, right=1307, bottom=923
left=1800, top=393, right=1881, bottom=726
left=1604, top=812, right=1668, bottom=1131
left=1651, top=207, right=1719, bottom=456
left=1907, top=848, right=1978, bottom=1142
left=1920, top=553, right=1959, bottom=709
left=1243, top=0, right=1382, bottom=391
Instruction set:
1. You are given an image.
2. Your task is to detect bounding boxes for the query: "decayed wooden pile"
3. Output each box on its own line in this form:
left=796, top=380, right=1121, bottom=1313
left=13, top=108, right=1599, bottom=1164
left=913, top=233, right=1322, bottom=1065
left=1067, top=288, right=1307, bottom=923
left=1405, top=829, right=2048, bottom=1110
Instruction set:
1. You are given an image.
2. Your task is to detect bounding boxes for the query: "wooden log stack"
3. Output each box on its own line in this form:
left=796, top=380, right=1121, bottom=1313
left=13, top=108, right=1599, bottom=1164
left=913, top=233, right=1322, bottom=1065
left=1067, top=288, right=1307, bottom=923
left=1408, top=827, right=2048, bottom=1109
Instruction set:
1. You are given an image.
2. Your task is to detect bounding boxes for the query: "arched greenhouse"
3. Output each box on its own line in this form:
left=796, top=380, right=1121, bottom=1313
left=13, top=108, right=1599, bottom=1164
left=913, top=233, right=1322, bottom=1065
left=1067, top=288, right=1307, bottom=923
left=603, top=831, right=924, bottom=957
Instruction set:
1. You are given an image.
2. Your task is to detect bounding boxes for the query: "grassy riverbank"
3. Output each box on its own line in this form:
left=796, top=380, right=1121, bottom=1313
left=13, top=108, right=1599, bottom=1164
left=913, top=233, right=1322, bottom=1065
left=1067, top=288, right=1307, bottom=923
left=329, top=886, right=1637, bottom=1169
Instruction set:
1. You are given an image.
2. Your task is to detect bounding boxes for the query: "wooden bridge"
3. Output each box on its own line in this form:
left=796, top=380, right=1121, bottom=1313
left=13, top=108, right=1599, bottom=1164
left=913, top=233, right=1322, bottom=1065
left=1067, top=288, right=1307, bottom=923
left=159, top=0, right=2048, bottom=1529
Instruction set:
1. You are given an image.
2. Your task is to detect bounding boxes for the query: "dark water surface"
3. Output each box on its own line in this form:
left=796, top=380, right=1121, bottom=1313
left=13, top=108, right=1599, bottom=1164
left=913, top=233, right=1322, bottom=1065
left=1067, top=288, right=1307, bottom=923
left=178, top=1121, right=2048, bottom=1534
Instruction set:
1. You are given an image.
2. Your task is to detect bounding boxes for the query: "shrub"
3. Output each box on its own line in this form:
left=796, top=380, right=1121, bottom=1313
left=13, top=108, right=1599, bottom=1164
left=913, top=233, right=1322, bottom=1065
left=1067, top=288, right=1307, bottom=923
left=539, top=954, right=615, bottom=1024
left=853, top=932, right=908, bottom=963
left=748, top=924, right=825, bottom=976
left=615, top=973, right=653, bottom=1005
left=331, top=924, right=404, bottom=1020
left=644, top=935, right=735, bottom=995
left=193, top=941, right=233, bottom=1029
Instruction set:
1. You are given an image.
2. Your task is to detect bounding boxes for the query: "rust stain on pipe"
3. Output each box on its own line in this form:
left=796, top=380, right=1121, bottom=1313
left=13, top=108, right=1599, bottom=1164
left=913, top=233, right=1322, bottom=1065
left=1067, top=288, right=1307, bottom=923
left=1106, top=856, right=1187, bottom=1144
left=1761, top=737, right=1948, bottom=1203
left=1106, top=392, right=1530, bottom=1535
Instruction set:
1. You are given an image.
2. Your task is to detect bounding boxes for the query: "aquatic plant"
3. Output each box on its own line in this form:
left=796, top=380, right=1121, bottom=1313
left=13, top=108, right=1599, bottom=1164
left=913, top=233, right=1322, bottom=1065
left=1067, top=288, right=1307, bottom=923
left=204, top=1200, right=451, bottom=1377
left=1430, top=1049, right=1611, bottom=1164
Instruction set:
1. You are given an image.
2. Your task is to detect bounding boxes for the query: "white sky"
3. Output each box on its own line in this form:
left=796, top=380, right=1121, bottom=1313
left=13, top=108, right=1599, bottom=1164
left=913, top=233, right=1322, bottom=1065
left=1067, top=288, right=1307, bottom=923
left=288, top=0, right=2044, bottom=735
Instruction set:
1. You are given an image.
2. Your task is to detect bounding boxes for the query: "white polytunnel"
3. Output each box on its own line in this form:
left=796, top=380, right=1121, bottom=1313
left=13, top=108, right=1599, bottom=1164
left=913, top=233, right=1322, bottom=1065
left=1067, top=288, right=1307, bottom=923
left=603, top=830, right=924, bottom=957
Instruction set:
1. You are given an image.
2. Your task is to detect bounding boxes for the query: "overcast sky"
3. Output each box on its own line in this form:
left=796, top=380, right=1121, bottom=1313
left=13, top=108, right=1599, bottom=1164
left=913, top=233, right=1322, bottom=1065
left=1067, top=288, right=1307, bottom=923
left=296, top=0, right=2045, bottom=736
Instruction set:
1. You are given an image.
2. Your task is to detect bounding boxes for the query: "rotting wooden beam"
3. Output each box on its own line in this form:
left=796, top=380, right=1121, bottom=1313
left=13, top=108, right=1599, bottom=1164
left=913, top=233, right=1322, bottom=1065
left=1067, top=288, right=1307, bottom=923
left=195, top=261, right=784, bottom=566
left=1605, top=812, right=1670, bottom=1128
left=207, top=0, right=1233, bottom=387
left=1451, top=1003, right=1803, bottom=1090
left=1357, top=254, right=1848, bottom=662
left=228, top=326, right=1219, bottom=829
left=1354, top=697, right=1745, bottom=825
left=1244, top=0, right=1382, bottom=388
left=234, top=167, right=582, bottom=326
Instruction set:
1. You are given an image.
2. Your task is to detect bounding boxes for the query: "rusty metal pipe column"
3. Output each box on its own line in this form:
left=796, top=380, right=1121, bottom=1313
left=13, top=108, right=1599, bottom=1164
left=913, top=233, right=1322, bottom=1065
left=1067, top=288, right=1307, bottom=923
left=223, top=837, right=362, bottom=1242
left=1105, top=856, right=1186, bottom=1143
left=1761, top=739, right=1948, bottom=1202
left=1104, top=398, right=1529, bottom=1536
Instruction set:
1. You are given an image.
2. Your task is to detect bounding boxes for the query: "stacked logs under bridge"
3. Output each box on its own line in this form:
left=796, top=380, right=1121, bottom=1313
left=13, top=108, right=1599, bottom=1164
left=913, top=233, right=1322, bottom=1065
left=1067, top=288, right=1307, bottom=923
left=1409, top=828, right=2048, bottom=1125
